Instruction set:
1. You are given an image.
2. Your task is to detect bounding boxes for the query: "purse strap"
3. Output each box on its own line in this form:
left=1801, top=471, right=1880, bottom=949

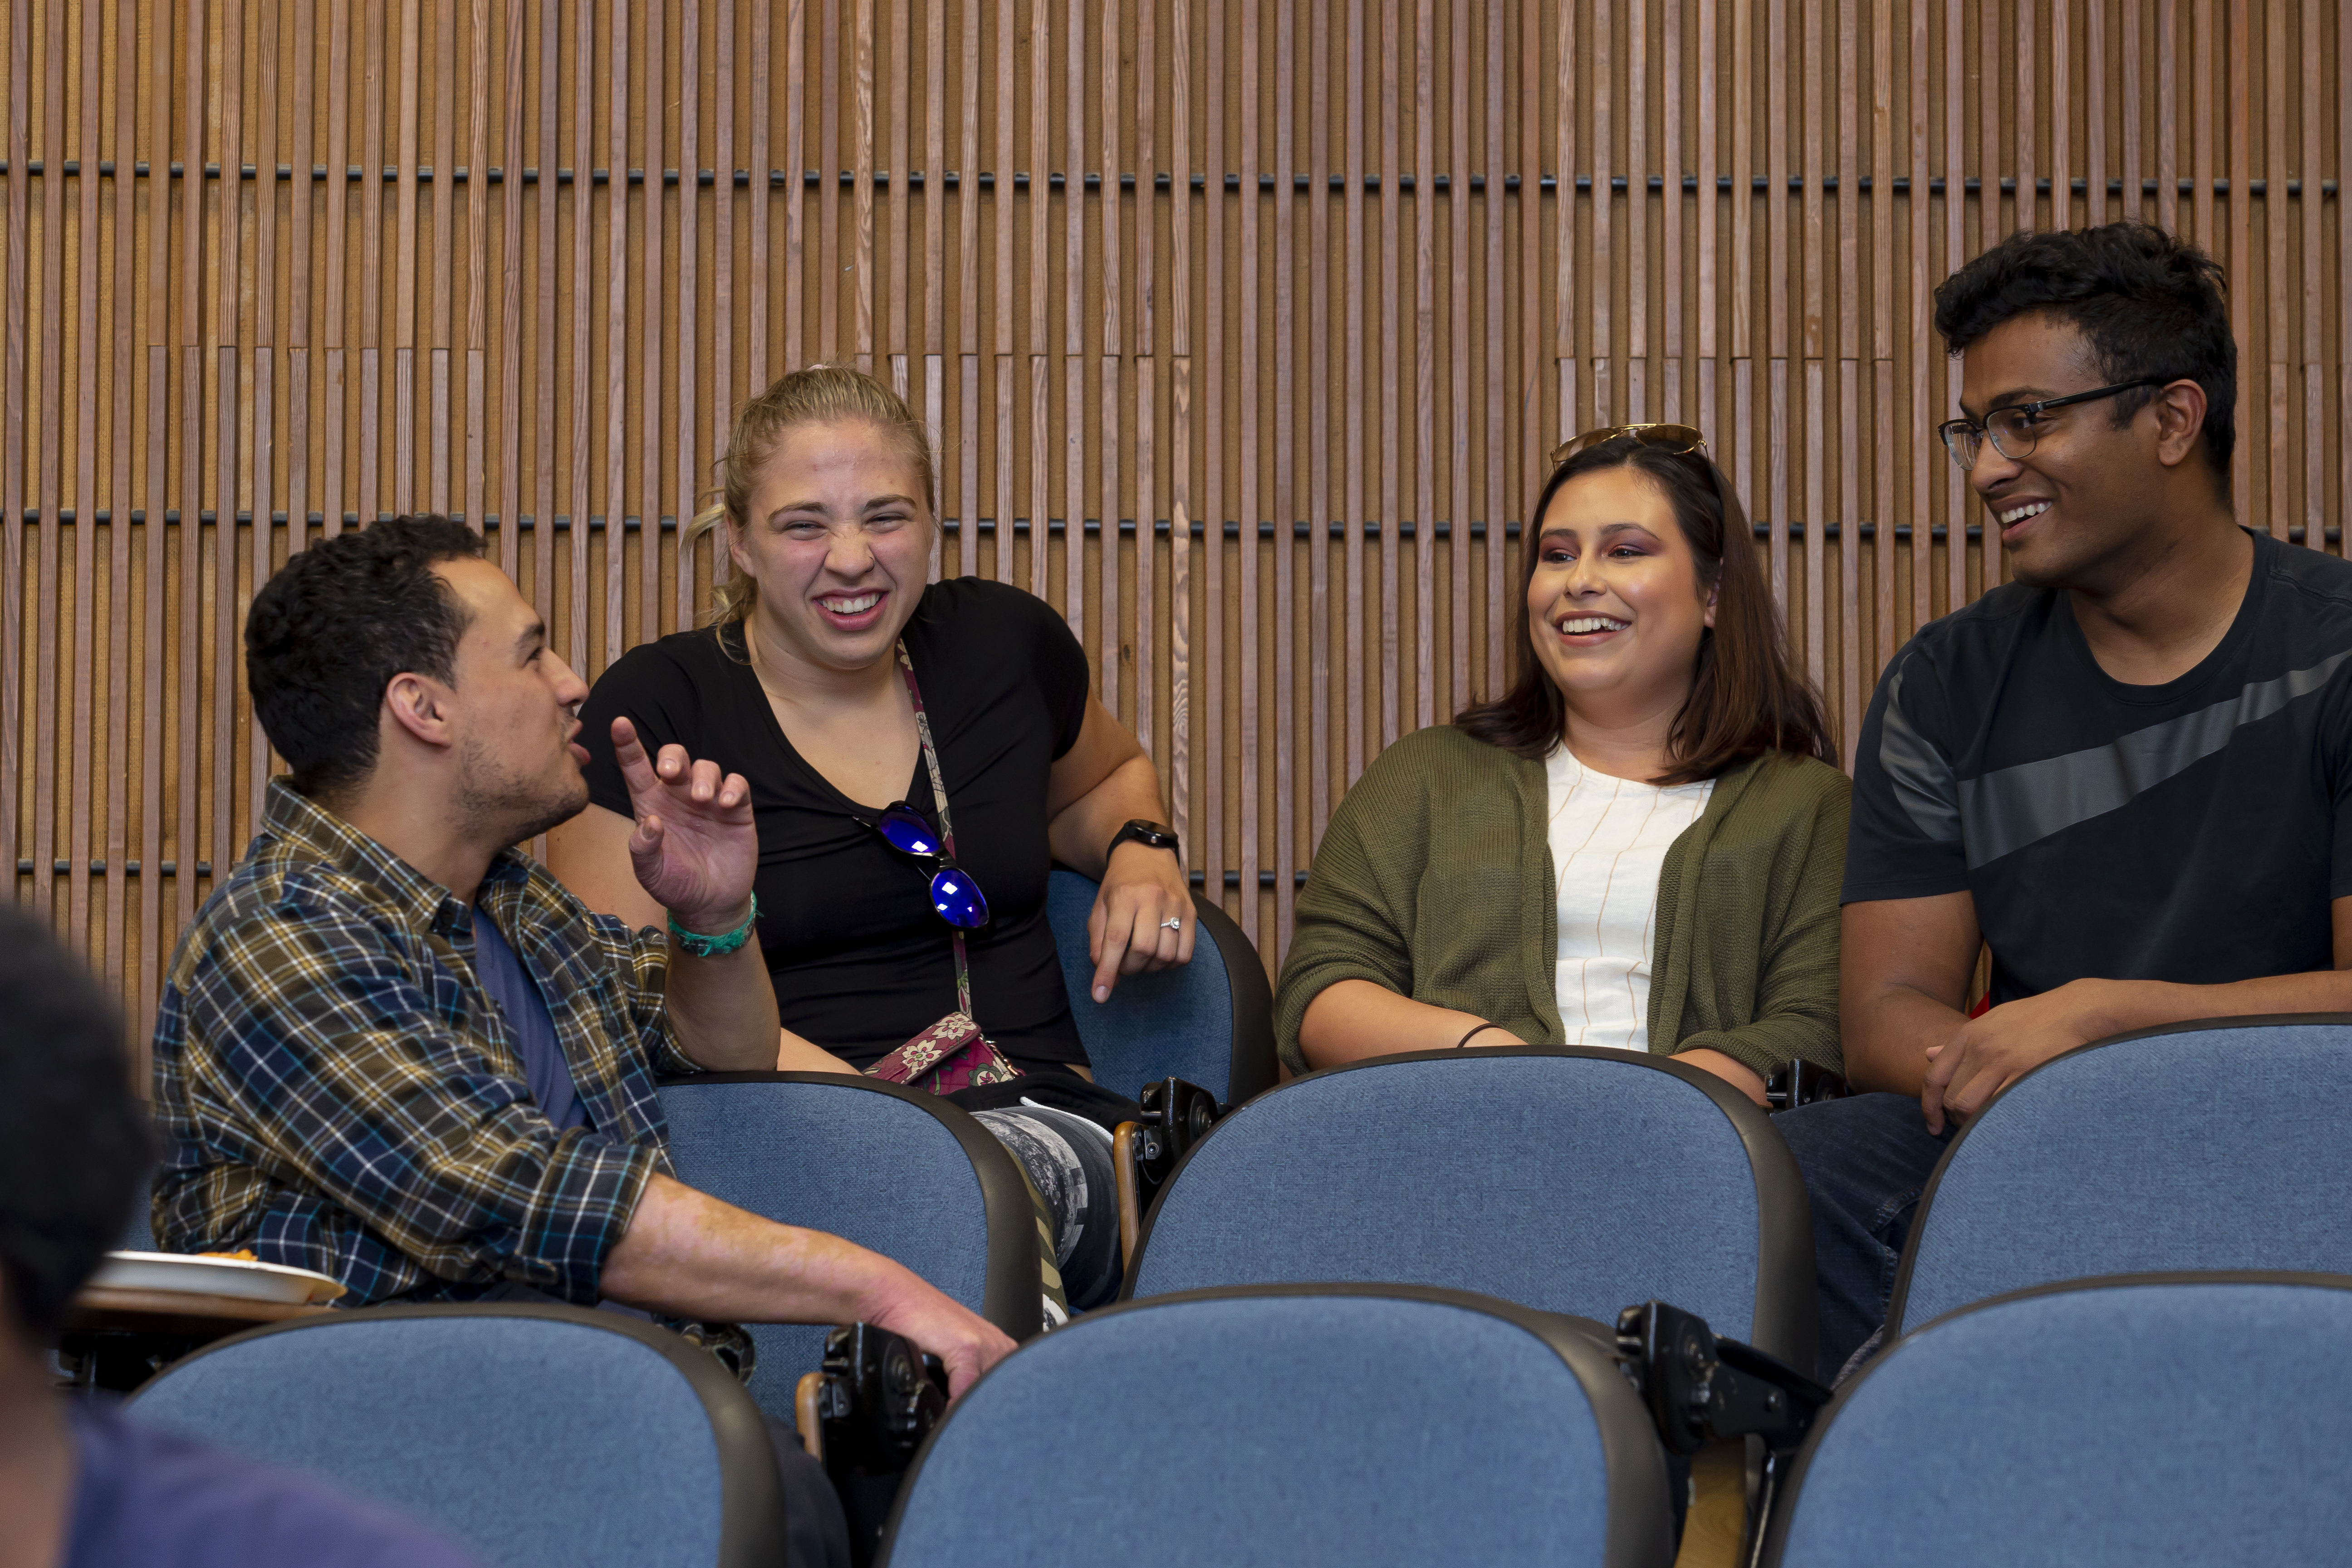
left=893, top=642, right=975, bottom=1020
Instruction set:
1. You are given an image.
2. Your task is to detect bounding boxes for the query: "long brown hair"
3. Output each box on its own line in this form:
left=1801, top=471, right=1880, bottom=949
left=684, top=363, right=940, bottom=632
left=1455, top=435, right=1834, bottom=784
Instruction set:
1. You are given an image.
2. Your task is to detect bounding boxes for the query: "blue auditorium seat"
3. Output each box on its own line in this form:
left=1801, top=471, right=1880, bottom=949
left=656, top=1072, right=1041, bottom=1415
left=1043, top=867, right=1277, bottom=1105
left=1764, top=1272, right=2352, bottom=1567
left=1887, top=1014, right=2352, bottom=1337
left=130, top=1303, right=787, bottom=1568
left=879, top=1282, right=1676, bottom=1568
left=1121, top=1046, right=1818, bottom=1370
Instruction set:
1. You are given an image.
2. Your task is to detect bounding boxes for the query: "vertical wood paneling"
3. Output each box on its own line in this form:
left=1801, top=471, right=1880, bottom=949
left=1, top=0, right=29, bottom=966
left=172, top=0, right=201, bottom=937
left=1237, top=0, right=1259, bottom=942
left=137, top=0, right=172, bottom=1037
left=676, top=0, right=701, bottom=631
left=1343, top=0, right=1363, bottom=785
left=107, top=0, right=139, bottom=996
left=1135, top=0, right=1157, bottom=771
left=1027, top=0, right=1051, bottom=604
left=636, top=0, right=662, bottom=646
left=1200, top=0, right=1225, bottom=915
left=12, top=0, right=2351, bottom=1008
left=1270, top=0, right=1294, bottom=945
left=1102, top=0, right=1124, bottom=704
left=31, top=0, right=63, bottom=930
left=67, top=0, right=99, bottom=959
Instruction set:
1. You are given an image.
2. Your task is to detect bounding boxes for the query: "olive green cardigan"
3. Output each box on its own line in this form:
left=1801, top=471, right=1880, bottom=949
left=1274, top=725, right=1850, bottom=1080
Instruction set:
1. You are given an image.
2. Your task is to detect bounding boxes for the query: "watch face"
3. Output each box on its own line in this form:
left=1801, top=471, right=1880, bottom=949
left=1120, top=820, right=1179, bottom=849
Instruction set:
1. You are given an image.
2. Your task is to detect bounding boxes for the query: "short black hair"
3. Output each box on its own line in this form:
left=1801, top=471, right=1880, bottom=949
left=1932, top=221, right=2235, bottom=489
left=245, top=515, right=485, bottom=798
left=0, top=907, right=151, bottom=1338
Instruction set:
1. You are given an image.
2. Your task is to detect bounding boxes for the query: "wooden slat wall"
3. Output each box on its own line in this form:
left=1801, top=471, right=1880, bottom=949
left=6, top=0, right=2349, bottom=1056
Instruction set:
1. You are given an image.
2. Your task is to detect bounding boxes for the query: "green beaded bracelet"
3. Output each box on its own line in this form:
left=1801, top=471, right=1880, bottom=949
left=667, top=893, right=760, bottom=958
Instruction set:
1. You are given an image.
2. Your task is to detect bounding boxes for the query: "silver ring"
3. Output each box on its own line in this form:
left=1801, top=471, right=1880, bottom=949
left=1160, top=917, right=1183, bottom=931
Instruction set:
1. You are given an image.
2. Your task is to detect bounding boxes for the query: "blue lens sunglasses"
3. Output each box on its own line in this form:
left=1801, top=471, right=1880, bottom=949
left=854, top=802, right=992, bottom=930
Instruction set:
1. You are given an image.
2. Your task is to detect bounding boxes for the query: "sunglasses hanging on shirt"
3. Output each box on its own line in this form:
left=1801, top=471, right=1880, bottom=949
left=853, top=802, right=993, bottom=930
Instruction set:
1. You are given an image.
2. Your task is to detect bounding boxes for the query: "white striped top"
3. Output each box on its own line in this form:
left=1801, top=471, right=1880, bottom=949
left=1546, top=745, right=1715, bottom=1053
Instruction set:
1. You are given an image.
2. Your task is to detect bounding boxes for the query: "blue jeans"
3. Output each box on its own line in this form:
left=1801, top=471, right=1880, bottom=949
left=1773, top=1092, right=1957, bottom=1379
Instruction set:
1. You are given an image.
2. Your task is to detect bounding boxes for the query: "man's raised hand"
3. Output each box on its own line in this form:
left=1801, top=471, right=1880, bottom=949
left=609, top=715, right=757, bottom=930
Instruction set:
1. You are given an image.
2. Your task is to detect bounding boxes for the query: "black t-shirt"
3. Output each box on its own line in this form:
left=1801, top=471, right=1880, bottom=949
left=1845, top=529, right=2352, bottom=1004
left=578, top=578, right=1094, bottom=1072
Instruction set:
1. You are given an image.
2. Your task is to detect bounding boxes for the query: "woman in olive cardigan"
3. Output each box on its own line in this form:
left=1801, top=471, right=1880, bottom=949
left=1278, top=426, right=1848, bottom=1103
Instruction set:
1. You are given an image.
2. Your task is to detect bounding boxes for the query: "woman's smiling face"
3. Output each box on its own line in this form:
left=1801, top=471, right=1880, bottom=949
left=727, top=416, right=936, bottom=675
left=1524, top=464, right=1717, bottom=726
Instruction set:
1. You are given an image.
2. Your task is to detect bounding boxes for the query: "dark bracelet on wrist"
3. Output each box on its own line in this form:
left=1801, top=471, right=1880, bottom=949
left=1453, top=1021, right=1508, bottom=1050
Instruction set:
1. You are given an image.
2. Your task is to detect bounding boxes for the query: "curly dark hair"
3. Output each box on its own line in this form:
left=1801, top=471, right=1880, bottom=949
left=1932, top=221, right=2234, bottom=494
left=0, top=907, right=151, bottom=1338
left=1456, top=435, right=1834, bottom=784
left=245, top=515, right=485, bottom=799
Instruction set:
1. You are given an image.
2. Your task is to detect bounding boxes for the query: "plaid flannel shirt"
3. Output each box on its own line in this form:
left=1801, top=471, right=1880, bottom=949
left=152, top=780, right=705, bottom=1313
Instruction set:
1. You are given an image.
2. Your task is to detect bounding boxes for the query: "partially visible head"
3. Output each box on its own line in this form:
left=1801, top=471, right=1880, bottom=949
left=1934, top=222, right=2236, bottom=585
left=1457, top=433, right=1832, bottom=783
left=247, top=516, right=590, bottom=840
left=688, top=365, right=940, bottom=674
left=0, top=907, right=150, bottom=1344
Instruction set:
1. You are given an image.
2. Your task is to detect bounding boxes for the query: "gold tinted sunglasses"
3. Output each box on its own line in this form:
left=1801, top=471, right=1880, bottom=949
left=1546, top=421, right=1709, bottom=468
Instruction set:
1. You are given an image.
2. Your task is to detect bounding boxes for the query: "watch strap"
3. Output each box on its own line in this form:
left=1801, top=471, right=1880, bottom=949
left=1108, top=819, right=1181, bottom=860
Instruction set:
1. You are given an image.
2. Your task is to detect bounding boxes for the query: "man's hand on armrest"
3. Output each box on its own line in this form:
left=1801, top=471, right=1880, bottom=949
left=599, top=1174, right=1017, bottom=1397
left=1882, top=902, right=2352, bottom=1133
left=1840, top=894, right=1982, bottom=1108
left=1846, top=892, right=2127, bottom=1132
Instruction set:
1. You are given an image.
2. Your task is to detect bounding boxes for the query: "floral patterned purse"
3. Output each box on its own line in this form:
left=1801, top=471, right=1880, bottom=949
left=861, top=644, right=1025, bottom=1097
left=867, top=1010, right=1023, bottom=1093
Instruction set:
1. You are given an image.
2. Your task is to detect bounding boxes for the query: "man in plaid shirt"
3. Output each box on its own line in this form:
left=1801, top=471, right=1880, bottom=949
left=151, top=519, right=1010, bottom=1553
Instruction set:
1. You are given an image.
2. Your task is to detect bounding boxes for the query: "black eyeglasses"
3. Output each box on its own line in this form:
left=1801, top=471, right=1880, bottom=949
left=854, top=802, right=991, bottom=929
left=1935, top=379, right=2166, bottom=471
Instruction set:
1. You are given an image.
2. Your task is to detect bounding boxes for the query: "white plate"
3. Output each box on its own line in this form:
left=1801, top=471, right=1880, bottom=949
left=88, top=1252, right=348, bottom=1306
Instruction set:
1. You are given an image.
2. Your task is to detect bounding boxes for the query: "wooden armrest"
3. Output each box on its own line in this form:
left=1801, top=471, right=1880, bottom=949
left=794, top=1371, right=828, bottom=1462
left=1112, top=1121, right=1144, bottom=1270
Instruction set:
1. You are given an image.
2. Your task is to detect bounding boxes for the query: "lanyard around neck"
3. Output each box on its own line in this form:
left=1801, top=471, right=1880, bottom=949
left=893, top=641, right=977, bottom=1020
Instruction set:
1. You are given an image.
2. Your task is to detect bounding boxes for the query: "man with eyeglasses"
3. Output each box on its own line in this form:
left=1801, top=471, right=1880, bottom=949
left=1774, top=221, right=2352, bottom=1379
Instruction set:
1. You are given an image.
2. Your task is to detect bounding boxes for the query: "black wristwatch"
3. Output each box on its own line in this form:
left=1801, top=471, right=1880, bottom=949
left=1107, top=819, right=1182, bottom=862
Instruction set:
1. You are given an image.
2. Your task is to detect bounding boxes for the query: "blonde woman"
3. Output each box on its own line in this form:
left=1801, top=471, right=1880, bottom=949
left=548, top=365, right=1187, bottom=1308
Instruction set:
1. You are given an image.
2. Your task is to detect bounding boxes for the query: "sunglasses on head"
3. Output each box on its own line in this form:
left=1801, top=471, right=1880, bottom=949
left=1546, top=422, right=1709, bottom=469
left=854, top=802, right=992, bottom=930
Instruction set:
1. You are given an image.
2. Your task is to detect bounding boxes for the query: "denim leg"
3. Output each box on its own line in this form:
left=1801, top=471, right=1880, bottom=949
left=1773, top=1093, right=1956, bottom=1379
left=758, top=1415, right=854, bottom=1568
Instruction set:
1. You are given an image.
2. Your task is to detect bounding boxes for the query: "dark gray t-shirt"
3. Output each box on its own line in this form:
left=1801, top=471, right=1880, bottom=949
left=1844, top=528, right=2352, bottom=1004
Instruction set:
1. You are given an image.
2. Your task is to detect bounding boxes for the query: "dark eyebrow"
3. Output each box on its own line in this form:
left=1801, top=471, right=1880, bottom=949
left=514, top=618, right=546, bottom=656
left=764, top=494, right=920, bottom=524
left=1537, top=521, right=1660, bottom=545
left=1959, top=386, right=2058, bottom=420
